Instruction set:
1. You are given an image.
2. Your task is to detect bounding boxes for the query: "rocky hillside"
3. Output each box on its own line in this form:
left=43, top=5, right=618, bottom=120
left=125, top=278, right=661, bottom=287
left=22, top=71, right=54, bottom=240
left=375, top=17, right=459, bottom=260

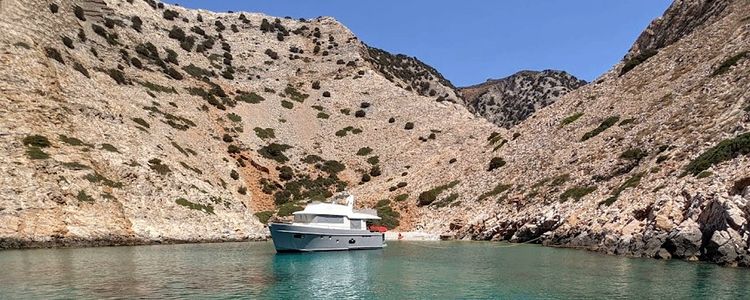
left=1, top=0, right=749, bottom=268
left=460, top=70, right=586, bottom=128
left=418, top=0, right=750, bottom=267
left=0, top=0, right=496, bottom=248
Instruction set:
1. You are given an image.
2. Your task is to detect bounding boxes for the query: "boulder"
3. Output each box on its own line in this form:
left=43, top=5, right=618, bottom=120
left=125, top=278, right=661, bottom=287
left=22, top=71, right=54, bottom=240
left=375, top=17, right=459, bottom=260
left=665, top=219, right=702, bottom=259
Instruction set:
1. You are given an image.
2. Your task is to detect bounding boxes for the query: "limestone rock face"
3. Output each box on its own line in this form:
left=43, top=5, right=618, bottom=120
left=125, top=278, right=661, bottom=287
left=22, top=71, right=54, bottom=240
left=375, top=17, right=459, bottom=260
left=460, top=70, right=586, bottom=128
left=422, top=0, right=750, bottom=267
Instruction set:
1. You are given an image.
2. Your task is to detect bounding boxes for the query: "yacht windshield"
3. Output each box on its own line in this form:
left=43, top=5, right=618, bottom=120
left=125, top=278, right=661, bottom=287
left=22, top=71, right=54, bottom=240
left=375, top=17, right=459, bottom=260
left=293, top=214, right=344, bottom=224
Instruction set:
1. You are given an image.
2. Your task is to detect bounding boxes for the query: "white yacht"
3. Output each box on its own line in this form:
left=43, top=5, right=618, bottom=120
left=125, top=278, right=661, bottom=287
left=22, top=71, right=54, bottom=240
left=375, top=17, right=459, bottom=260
left=269, top=194, right=386, bottom=252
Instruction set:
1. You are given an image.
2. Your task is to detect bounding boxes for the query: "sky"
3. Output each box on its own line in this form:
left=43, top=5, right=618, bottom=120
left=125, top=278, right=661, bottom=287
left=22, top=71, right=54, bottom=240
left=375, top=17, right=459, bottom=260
left=165, top=0, right=673, bottom=86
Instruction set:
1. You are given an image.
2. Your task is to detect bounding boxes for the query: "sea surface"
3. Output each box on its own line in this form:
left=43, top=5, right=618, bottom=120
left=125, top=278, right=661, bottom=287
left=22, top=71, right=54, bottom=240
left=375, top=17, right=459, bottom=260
left=1, top=241, right=748, bottom=299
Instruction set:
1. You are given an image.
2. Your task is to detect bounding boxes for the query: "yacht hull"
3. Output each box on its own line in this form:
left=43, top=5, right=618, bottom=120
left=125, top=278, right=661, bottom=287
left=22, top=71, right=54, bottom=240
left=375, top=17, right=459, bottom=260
left=269, top=223, right=386, bottom=252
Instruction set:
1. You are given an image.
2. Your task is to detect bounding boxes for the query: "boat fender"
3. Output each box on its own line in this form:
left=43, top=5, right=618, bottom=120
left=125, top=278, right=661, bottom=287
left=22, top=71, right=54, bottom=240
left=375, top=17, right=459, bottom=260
left=348, top=238, right=356, bottom=244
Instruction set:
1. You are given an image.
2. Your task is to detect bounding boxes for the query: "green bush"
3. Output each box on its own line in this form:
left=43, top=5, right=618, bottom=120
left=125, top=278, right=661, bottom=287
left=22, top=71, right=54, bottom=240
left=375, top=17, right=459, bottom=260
left=284, top=86, right=309, bottom=102
left=77, top=190, right=94, bottom=202
left=433, top=193, right=459, bottom=208
left=560, top=112, right=583, bottom=127
left=73, top=5, right=86, bottom=21
left=478, top=183, right=511, bottom=201
left=559, top=186, right=597, bottom=202
left=366, top=156, right=380, bottom=165
left=281, top=100, right=294, bottom=109
left=258, top=143, right=292, bottom=163
left=101, top=143, right=119, bottom=152
left=316, top=112, right=330, bottom=119
left=302, top=154, right=323, bottom=164
left=373, top=203, right=400, bottom=229
left=108, top=69, right=127, bottom=85
left=236, top=92, right=264, bottom=104
left=73, top=62, right=90, bottom=78
left=487, top=157, right=506, bottom=171
left=163, top=9, right=179, bottom=20
left=59, top=134, right=92, bottom=147
left=355, top=110, right=366, bottom=118
left=404, top=122, right=414, bottom=130
left=49, top=3, right=58, bottom=13
left=254, top=211, right=274, bottom=224
left=581, top=116, right=620, bottom=141
left=620, top=148, right=648, bottom=161
left=683, top=132, right=750, bottom=176
left=62, top=36, right=74, bottom=49
left=711, top=51, right=748, bottom=77
left=265, top=49, right=279, bottom=60
left=23, top=135, right=51, bottom=148
left=600, top=172, right=644, bottom=206
left=394, top=193, right=409, bottom=202
left=356, top=147, right=373, bottom=156
left=417, top=180, right=459, bottom=206
left=620, top=49, right=658, bottom=76
left=697, top=171, right=713, bottom=179
left=148, top=158, right=171, bottom=175
left=26, top=147, right=49, bottom=160
left=182, top=64, right=214, bottom=78
left=175, top=198, right=214, bottom=214
left=131, top=16, right=142, bottom=32
left=369, top=165, right=382, bottom=177
left=83, top=172, right=123, bottom=188
left=227, top=113, right=242, bottom=122
left=45, top=47, right=64, bottom=64
left=277, top=203, right=303, bottom=216
left=254, top=127, right=275, bottom=139
left=319, top=160, right=346, bottom=175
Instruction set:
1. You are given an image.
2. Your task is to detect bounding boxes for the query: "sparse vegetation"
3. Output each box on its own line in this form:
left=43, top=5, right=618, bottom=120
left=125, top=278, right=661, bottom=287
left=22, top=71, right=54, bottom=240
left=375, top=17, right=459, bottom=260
left=236, top=92, right=264, bottom=104
left=356, top=147, right=373, bottom=156
left=77, top=190, right=94, bottom=202
left=254, top=127, right=275, bottom=139
left=600, top=172, right=644, bottom=206
left=581, top=116, right=620, bottom=141
left=101, top=143, right=119, bottom=152
left=620, top=148, right=648, bottom=161
left=258, top=143, right=292, bottom=163
left=620, top=49, right=658, bottom=76
left=148, top=158, right=171, bottom=175
left=254, top=211, right=274, bottom=224
left=367, top=156, right=380, bottom=165
left=478, top=183, right=511, bottom=201
left=316, top=112, right=330, bottom=119
left=175, top=198, right=214, bottom=214
left=394, top=194, right=409, bottom=202
left=560, top=112, right=583, bottom=127
left=404, top=122, right=414, bottom=130
left=73, top=5, right=86, bottom=21
left=417, top=180, right=460, bottom=206
left=284, top=86, right=309, bottom=102
left=683, top=132, right=750, bottom=176
left=372, top=200, right=400, bottom=229
left=281, top=100, right=294, bottom=109
left=560, top=186, right=597, bottom=202
left=711, top=51, right=748, bottom=77
left=45, top=47, right=64, bottom=64
left=83, top=172, right=123, bottom=188
left=487, top=157, right=506, bottom=171
left=23, top=135, right=51, bottom=148
left=108, top=69, right=127, bottom=85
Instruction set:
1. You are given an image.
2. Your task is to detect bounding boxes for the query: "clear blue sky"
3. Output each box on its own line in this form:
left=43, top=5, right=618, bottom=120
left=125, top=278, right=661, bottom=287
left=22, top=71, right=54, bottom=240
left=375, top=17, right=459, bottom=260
left=166, top=0, right=672, bottom=86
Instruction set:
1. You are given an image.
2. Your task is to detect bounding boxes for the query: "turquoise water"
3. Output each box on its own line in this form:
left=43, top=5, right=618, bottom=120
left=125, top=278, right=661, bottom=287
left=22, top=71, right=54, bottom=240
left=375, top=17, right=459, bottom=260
left=1, top=241, right=748, bottom=299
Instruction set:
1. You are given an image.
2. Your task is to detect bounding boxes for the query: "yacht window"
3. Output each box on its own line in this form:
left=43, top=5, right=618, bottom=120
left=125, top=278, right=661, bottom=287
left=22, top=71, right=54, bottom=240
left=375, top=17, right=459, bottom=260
left=313, top=215, right=344, bottom=224
left=293, top=214, right=314, bottom=223
left=350, top=220, right=363, bottom=230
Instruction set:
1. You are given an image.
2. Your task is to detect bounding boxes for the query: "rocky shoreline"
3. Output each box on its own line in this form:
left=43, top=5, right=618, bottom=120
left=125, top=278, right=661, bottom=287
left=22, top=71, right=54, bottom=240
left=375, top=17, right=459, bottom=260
left=0, top=235, right=270, bottom=250
left=453, top=191, right=750, bottom=267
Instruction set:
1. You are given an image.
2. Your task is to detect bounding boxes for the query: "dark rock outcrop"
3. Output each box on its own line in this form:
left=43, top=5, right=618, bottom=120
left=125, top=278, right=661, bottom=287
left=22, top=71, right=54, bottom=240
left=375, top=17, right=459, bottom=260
left=459, top=70, right=586, bottom=128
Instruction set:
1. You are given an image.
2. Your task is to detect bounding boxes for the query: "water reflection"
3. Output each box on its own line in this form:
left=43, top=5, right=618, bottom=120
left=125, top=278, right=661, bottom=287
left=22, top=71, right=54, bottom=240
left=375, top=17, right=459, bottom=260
left=0, top=241, right=748, bottom=299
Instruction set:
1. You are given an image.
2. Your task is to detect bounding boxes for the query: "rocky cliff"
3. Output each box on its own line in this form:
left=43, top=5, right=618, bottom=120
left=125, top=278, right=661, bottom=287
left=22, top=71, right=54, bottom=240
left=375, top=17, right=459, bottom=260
left=0, top=0, right=495, bottom=248
left=460, top=70, right=586, bottom=128
left=419, top=0, right=750, bottom=267
left=1, top=0, right=749, bottom=267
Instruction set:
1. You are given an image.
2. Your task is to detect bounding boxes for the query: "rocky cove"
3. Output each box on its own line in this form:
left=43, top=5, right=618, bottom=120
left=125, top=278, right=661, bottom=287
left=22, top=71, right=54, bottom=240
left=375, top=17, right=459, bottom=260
left=0, top=0, right=749, bottom=271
